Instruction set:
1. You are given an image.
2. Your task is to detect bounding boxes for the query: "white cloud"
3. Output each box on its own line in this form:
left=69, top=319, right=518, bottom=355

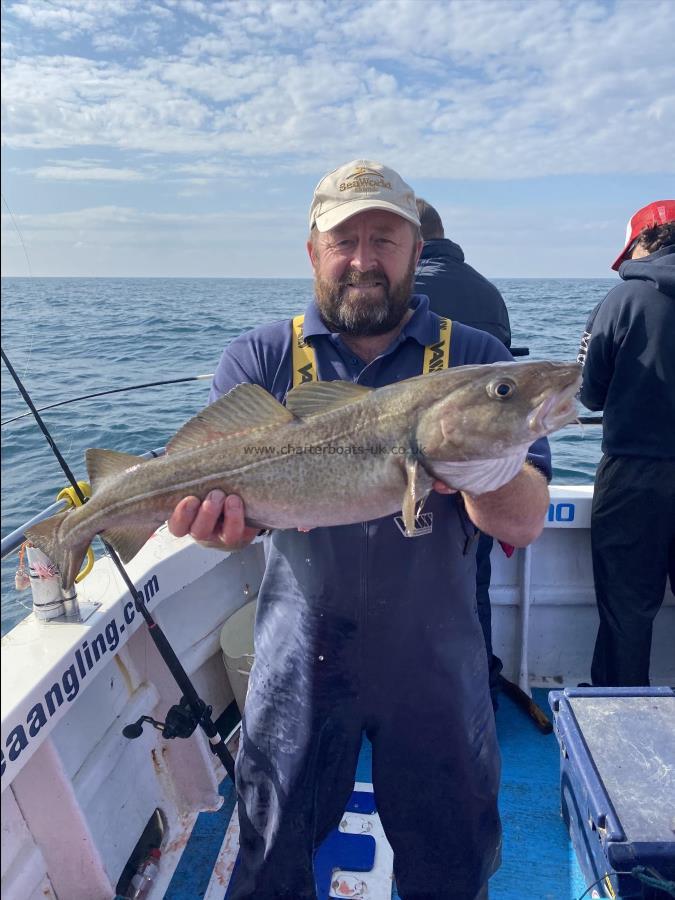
left=8, top=0, right=140, bottom=39
left=0, top=203, right=310, bottom=276
left=1, top=0, right=673, bottom=178
left=1, top=204, right=298, bottom=235
left=29, top=161, right=145, bottom=181
left=1, top=0, right=673, bottom=277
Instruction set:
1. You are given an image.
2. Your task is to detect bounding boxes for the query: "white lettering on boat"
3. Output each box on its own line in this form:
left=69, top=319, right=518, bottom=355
left=1, top=574, right=160, bottom=783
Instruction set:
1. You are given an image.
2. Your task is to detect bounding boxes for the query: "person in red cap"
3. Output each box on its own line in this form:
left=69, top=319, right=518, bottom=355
left=578, top=200, right=675, bottom=686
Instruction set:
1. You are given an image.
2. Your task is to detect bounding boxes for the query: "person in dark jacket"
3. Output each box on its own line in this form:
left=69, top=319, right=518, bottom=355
left=168, top=160, right=553, bottom=900
left=414, top=199, right=511, bottom=347
left=579, top=200, right=675, bottom=686
left=414, top=198, right=511, bottom=710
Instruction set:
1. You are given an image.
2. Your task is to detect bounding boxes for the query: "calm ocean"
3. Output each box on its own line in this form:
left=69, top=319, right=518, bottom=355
left=1, top=276, right=613, bottom=635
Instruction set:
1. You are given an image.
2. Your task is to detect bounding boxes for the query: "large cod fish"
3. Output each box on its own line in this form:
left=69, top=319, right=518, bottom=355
left=26, top=360, right=581, bottom=590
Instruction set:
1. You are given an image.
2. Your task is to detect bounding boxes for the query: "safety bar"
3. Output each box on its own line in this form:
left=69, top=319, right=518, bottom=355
left=1, top=447, right=166, bottom=560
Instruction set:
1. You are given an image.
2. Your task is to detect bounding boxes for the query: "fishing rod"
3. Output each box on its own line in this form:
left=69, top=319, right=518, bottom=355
left=1, top=374, right=214, bottom=427
left=0, top=347, right=236, bottom=782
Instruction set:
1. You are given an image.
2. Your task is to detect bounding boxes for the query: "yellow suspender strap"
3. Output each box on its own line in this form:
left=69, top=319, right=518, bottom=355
left=291, top=314, right=317, bottom=387
left=291, top=314, right=452, bottom=387
left=422, top=316, right=452, bottom=374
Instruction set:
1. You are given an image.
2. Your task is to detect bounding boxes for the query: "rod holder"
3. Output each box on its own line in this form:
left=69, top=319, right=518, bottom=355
left=26, top=545, right=71, bottom=620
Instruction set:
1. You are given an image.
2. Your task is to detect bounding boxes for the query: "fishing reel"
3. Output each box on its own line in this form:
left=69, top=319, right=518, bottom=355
left=123, top=696, right=212, bottom=741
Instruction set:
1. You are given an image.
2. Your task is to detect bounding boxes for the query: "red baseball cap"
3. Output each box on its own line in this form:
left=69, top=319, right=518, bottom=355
left=611, top=200, right=675, bottom=271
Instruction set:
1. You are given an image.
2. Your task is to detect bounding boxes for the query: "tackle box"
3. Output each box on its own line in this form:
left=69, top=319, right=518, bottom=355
left=549, top=687, right=675, bottom=899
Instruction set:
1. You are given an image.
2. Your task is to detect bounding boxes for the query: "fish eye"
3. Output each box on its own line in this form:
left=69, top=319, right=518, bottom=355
left=487, top=378, right=516, bottom=400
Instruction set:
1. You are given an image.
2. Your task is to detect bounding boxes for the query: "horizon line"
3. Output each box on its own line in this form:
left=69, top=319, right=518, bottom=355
left=1, top=273, right=617, bottom=280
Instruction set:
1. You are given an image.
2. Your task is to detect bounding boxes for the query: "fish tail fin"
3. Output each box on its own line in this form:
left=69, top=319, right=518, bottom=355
left=84, top=447, right=158, bottom=561
left=25, top=510, right=90, bottom=592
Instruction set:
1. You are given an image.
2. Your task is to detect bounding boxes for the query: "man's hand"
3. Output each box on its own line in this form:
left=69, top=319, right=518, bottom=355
left=433, top=481, right=457, bottom=495
left=168, top=490, right=259, bottom=551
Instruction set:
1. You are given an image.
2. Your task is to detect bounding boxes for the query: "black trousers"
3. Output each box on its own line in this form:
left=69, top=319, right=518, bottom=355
left=226, top=528, right=501, bottom=899
left=590, top=456, right=675, bottom=686
left=476, top=533, right=503, bottom=711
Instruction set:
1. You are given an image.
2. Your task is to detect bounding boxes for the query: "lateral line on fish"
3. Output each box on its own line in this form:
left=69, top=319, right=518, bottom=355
left=67, top=412, right=410, bottom=531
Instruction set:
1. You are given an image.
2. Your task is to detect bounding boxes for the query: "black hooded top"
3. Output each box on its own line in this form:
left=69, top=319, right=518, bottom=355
left=579, top=245, right=675, bottom=458
left=414, top=239, right=511, bottom=347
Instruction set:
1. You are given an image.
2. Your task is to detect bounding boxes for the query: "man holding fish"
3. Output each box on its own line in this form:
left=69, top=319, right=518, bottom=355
left=28, top=160, right=580, bottom=899
left=166, top=161, right=576, bottom=900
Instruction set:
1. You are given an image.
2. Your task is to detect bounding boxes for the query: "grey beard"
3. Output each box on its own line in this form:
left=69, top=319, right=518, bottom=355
left=314, top=261, right=416, bottom=337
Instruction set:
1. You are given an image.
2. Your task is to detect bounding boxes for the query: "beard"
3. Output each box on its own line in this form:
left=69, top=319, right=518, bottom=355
left=314, top=252, right=417, bottom=337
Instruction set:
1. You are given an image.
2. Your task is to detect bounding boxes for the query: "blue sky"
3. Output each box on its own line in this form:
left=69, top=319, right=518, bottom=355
left=1, top=0, right=674, bottom=278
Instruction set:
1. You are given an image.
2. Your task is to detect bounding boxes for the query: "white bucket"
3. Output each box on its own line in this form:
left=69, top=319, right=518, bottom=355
left=219, top=598, right=257, bottom=714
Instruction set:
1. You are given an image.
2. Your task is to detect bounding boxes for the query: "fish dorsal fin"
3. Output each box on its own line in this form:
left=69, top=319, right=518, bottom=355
left=86, top=448, right=146, bottom=493
left=285, top=381, right=372, bottom=418
left=167, top=383, right=295, bottom=454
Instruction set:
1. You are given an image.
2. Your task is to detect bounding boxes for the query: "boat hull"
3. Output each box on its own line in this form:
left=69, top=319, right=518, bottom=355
left=2, top=486, right=674, bottom=898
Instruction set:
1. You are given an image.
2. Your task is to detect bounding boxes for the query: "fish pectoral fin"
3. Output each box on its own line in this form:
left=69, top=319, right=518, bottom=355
left=285, top=381, right=372, bottom=418
left=100, top=523, right=159, bottom=563
left=167, top=384, right=296, bottom=453
left=86, top=448, right=146, bottom=493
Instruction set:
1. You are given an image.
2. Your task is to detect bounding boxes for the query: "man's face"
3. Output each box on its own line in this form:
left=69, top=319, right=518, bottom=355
left=307, top=209, right=422, bottom=336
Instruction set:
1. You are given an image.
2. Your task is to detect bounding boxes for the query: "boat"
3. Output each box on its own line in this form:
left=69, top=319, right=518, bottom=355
left=2, top=461, right=674, bottom=898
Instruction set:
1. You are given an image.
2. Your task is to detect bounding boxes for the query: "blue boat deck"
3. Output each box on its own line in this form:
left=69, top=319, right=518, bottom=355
left=492, top=688, right=586, bottom=900
left=165, top=689, right=589, bottom=899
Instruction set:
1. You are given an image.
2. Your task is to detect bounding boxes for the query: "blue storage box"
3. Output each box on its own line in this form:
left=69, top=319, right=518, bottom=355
left=549, top=687, right=675, bottom=899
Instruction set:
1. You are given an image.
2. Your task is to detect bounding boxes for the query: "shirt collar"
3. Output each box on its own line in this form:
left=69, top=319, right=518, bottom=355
left=302, top=294, right=441, bottom=346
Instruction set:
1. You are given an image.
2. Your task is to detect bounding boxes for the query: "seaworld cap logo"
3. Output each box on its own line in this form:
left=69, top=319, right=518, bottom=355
left=339, top=166, right=393, bottom=193
left=309, top=159, right=421, bottom=233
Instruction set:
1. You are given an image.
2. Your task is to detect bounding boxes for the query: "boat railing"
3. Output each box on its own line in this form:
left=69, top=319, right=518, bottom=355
left=1, top=447, right=167, bottom=560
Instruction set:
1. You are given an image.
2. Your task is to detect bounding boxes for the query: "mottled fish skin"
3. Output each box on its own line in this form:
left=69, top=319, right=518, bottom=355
left=26, top=360, right=581, bottom=590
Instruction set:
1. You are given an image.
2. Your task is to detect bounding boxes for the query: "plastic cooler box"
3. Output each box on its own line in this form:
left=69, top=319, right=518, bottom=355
left=549, top=687, right=675, bottom=899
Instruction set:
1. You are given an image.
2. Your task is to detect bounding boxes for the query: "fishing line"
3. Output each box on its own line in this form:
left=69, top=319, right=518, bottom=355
left=0, top=347, right=236, bottom=781
left=1, top=347, right=86, bottom=501
left=1, top=192, right=33, bottom=277
left=1, top=193, right=38, bottom=380
left=1, top=373, right=214, bottom=426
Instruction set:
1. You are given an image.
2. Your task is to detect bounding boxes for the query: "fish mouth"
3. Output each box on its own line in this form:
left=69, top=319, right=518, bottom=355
left=528, top=378, right=580, bottom=435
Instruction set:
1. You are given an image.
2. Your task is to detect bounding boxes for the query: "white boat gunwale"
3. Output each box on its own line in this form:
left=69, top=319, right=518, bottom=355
left=2, top=483, right=674, bottom=899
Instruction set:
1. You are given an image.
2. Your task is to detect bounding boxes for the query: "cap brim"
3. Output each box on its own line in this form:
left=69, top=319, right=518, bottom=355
left=611, top=240, right=632, bottom=271
left=313, top=198, right=420, bottom=232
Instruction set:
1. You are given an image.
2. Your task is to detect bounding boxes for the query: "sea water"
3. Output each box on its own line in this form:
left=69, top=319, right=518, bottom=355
left=1, top=276, right=613, bottom=634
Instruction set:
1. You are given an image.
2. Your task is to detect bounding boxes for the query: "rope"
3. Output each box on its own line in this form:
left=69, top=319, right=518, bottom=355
left=577, top=867, right=675, bottom=899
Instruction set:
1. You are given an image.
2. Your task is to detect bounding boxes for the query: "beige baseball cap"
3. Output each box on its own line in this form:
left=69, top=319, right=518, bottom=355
left=309, top=159, right=420, bottom=232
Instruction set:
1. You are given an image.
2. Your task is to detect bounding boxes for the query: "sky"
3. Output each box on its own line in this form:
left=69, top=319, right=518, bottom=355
left=1, top=0, right=674, bottom=279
